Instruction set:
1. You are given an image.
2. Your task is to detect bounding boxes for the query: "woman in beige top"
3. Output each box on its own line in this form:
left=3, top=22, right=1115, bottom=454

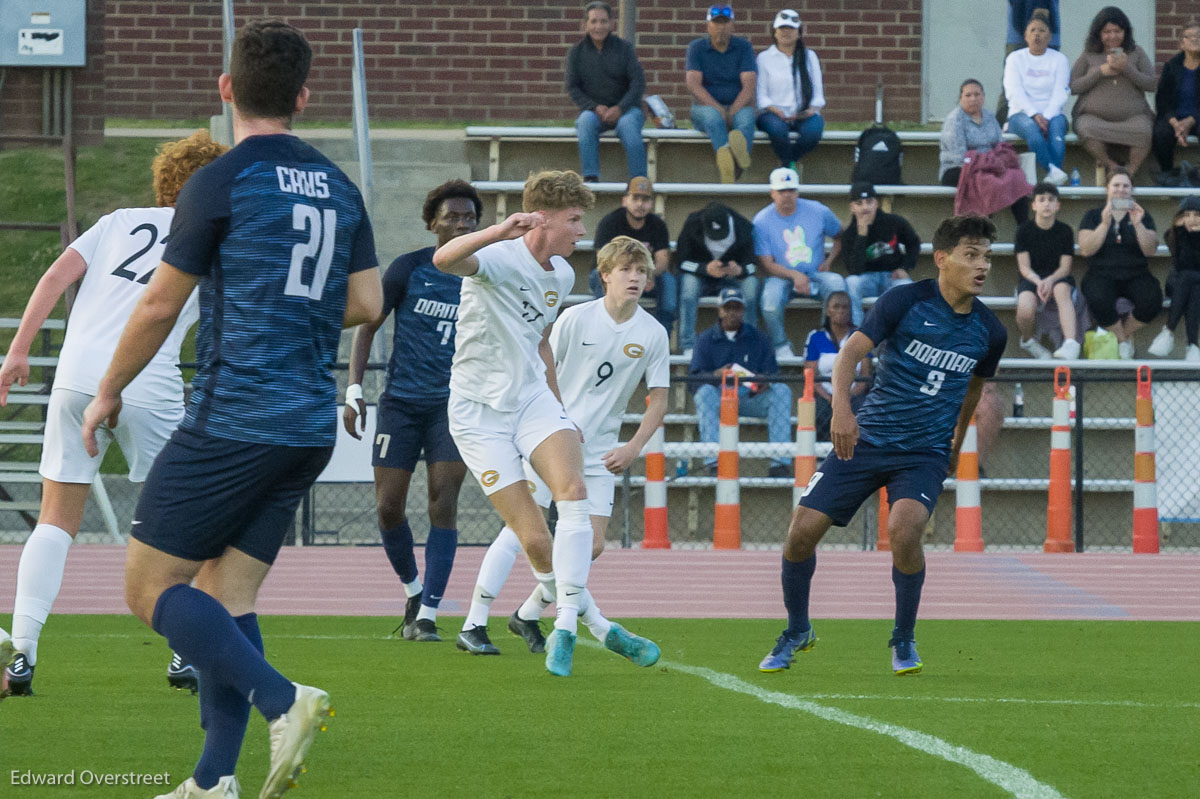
left=1070, top=6, right=1156, bottom=179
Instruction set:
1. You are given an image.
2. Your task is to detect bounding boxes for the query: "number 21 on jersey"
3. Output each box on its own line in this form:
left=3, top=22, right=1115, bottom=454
left=285, top=203, right=336, bottom=301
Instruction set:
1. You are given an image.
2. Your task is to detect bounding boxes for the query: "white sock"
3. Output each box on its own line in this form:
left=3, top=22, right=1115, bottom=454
left=578, top=589, right=613, bottom=641
left=13, top=524, right=73, bottom=665
left=463, top=526, right=521, bottom=630
left=517, top=578, right=554, bottom=622
left=403, top=578, right=423, bottom=599
left=416, top=604, right=437, bottom=623
left=551, top=500, right=593, bottom=634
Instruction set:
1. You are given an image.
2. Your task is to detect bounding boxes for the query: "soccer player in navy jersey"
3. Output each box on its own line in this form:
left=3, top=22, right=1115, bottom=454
left=344, top=180, right=481, bottom=642
left=81, top=21, right=382, bottom=799
left=760, top=215, right=1007, bottom=676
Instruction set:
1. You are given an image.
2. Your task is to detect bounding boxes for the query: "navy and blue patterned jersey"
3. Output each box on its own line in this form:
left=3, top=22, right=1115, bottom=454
left=855, top=280, right=1007, bottom=453
left=381, top=247, right=460, bottom=401
left=162, top=134, right=377, bottom=446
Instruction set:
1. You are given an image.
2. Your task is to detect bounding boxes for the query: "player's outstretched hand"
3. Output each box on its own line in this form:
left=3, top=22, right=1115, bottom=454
left=603, top=442, right=638, bottom=474
left=0, top=352, right=30, bottom=406
left=495, top=212, right=545, bottom=240
left=82, top=393, right=122, bottom=457
left=343, top=398, right=367, bottom=439
left=830, top=406, right=859, bottom=461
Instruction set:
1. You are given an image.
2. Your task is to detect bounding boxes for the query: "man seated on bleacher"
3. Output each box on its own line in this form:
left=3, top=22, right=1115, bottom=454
left=676, top=202, right=758, bottom=358
left=565, top=1, right=648, bottom=182
left=685, top=4, right=756, bottom=183
left=689, top=287, right=792, bottom=478
left=838, top=182, right=919, bottom=327
left=754, top=166, right=845, bottom=359
left=588, top=177, right=675, bottom=336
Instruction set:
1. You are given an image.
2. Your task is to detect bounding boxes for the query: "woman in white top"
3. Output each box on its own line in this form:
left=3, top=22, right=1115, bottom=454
left=755, top=9, right=825, bottom=168
left=1003, top=10, right=1072, bottom=185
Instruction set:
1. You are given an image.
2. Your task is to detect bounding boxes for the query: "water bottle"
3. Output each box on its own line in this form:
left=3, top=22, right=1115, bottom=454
left=1013, top=383, right=1025, bottom=418
left=645, top=95, right=676, bottom=129
left=1069, top=168, right=1081, bottom=187
left=675, top=459, right=688, bottom=478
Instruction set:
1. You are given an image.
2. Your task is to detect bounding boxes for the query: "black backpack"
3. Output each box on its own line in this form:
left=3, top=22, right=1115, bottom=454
left=851, top=125, right=903, bottom=185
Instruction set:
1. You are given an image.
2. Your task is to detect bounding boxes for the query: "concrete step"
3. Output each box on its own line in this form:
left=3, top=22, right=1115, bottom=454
left=0, top=500, right=41, bottom=513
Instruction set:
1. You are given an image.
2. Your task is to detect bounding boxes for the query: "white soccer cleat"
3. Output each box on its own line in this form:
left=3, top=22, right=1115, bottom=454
left=260, top=683, right=332, bottom=799
left=1147, top=328, right=1175, bottom=358
left=1019, top=338, right=1052, bottom=360
left=1052, top=338, right=1081, bottom=360
left=154, top=776, right=240, bottom=798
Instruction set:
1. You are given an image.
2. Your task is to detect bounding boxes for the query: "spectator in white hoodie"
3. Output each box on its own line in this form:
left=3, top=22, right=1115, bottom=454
left=1004, top=10, right=1072, bottom=185
left=755, top=9, right=825, bottom=169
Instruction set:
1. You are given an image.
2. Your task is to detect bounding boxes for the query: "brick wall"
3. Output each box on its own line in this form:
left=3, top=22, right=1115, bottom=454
left=1153, top=2, right=1197, bottom=70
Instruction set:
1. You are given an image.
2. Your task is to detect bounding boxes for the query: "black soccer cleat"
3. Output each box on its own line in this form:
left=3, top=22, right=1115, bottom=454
left=455, top=626, right=500, bottom=655
left=167, top=651, right=199, bottom=694
left=404, top=618, right=442, bottom=642
left=391, top=592, right=423, bottom=638
left=2, top=652, right=35, bottom=697
left=507, top=611, right=547, bottom=654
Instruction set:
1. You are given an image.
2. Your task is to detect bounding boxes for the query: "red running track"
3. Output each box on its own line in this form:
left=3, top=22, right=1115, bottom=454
left=1, top=545, right=1196, bottom=622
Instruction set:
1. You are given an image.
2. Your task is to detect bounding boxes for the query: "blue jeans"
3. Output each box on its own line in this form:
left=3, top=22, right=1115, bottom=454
left=678, top=272, right=760, bottom=350
left=844, top=271, right=913, bottom=327
left=588, top=268, right=678, bottom=334
left=575, top=107, right=648, bottom=179
left=755, top=112, right=824, bottom=165
left=1006, top=112, right=1067, bottom=170
left=690, top=103, right=756, bottom=153
left=694, top=382, right=793, bottom=468
left=760, top=271, right=847, bottom=349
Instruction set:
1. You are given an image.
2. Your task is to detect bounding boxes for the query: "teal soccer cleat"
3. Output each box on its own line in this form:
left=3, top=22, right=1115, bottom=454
left=889, top=638, right=923, bottom=675
left=758, top=627, right=816, bottom=672
left=604, top=624, right=661, bottom=667
left=545, top=629, right=577, bottom=677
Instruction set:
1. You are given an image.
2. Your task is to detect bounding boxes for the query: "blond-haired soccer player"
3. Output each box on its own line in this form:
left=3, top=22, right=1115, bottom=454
left=0, top=130, right=227, bottom=699
left=470, top=236, right=668, bottom=666
left=434, top=170, right=597, bottom=676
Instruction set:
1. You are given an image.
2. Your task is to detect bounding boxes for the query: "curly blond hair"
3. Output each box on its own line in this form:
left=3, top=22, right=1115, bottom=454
left=152, top=130, right=229, bottom=207
left=597, top=235, right=653, bottom=278
left=522, top=169, right=595, bottom=213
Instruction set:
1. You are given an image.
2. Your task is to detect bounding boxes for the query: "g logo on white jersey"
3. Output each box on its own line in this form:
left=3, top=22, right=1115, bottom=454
left=544, top=290, right=560, bottom=308
left=481, top=470, right=500, bottom=487
left=623, top=343, right=645, bottom=359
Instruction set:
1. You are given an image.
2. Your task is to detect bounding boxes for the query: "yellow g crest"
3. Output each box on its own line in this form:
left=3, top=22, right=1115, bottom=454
left=544, top=290, right=560, bottom=308
left=623, top=343, right=645, bottom=358
left=526, top=480, right=537, bottom=493
left=481, top=470, right=500, bottom=487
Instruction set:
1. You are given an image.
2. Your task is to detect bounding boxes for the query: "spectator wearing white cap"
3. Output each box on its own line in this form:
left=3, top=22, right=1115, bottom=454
left=755, top=9, right=825, bottom=169
left=686, top=4, right=757, bottom=183
left=754, top=166, right=845, bottom=359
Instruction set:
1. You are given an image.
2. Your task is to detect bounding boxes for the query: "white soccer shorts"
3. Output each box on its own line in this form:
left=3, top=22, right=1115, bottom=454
left=522, top=461, right=615, bottom=518
left=39, top=388, right=183, bottom=484
left=448, top=386, right=577, bottom=496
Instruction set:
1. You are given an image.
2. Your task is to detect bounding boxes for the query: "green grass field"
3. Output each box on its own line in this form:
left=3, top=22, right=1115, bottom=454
left=2, top=615, right=1196, bottom=798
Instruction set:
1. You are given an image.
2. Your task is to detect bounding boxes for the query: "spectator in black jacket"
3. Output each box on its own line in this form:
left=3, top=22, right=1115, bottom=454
left=1153, top=21, right=1200, bottom=183
left=565, top=2, right=647, bottom=181
left=676, top=202, right=758, bottom=354
left=838, top=183, right=919, bottom=326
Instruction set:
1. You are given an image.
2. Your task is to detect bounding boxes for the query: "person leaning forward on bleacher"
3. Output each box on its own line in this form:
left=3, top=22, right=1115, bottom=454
left=685, top=4, right=756, bottom=183
left=676, top=201, right=759, bottom=357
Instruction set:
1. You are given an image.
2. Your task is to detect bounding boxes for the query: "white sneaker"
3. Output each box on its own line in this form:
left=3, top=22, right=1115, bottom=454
left=1187, top=345, right=1200, bottom=362
left=1020, top=338, right=1053, bottom=359
left=261, top=684, right=332, bottom=799
left=775, top=342, right=795, bottom=360
left=1147, top=327, right=1175, bottom=357
left=1118, top=340, right=1135, bottom=360
left=1045, top=165, right=1069, bottom=186
left=155, top=776, right=240, bottom=799
left=1052, top=338, right=1081, bottom=359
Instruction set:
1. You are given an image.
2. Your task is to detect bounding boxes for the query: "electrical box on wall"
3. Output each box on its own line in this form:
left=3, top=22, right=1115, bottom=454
left=0, top=0, right=87, bottom=67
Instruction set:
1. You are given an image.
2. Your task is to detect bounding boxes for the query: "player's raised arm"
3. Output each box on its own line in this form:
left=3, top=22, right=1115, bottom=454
left=433, top=212, right=545, bottom=276
left=829, top=330, right=874, bottom=460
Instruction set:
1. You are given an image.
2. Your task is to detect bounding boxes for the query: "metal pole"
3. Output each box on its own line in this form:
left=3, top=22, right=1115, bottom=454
left=351, top=29, right=375, bottom=219
left=220, top=0, right=235, bottom=145
left=619, top=0, right=637, bottom=43
left=1073, top=381, right=1085, bottom=552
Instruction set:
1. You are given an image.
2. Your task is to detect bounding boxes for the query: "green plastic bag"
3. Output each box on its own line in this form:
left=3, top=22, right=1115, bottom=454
left=1084, top=328, right=1119, bottom=359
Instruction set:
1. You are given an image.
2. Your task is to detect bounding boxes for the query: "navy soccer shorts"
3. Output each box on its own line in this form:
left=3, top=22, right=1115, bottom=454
left=372, top=394, right=461, bottom=471
left=132, top=427, right=332, bottom=564
left=798, top=439, right=950, bottom=526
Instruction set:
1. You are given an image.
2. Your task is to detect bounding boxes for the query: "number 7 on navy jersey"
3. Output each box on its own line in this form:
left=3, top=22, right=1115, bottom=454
left=285, top=203, right=336, bottom=300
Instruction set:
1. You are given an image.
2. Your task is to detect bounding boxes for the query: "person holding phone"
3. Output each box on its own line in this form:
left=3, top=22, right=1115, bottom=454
left=1077, top=168, right=1161, bottom=359
left=1070, top=7, right=1156, bottom=180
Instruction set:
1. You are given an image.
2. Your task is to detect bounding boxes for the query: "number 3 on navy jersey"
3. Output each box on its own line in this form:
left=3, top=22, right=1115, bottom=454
left=919, top=369, right=945, bottom=396
left=285, top=203, right=336, bottom=300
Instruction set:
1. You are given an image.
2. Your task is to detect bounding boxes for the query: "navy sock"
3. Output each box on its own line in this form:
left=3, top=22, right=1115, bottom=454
left=380, top=519, right=419, bottom=584
left=193, top=614, right=264, bottom=789
left=152, top=584, right=294, bottom=722
left=781, top=554, right=816, bottom=636
left=891, top=566, right=926, bottom=642
left=421, top=526, right=458, bottom=609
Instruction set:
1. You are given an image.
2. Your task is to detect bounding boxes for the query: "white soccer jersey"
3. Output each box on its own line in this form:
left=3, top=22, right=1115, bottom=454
left=550, top=299, right=670, bottom=473
left=449, top=236, right=575, bottom=411
left=54, top=207, right=199, bottom=409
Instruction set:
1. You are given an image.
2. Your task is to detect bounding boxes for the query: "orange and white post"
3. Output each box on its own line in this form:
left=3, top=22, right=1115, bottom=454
left=713, top=370, right=741, bottom=549
left=954, top=415, right=984, bottom=551
left=877, top=488, right=891, bottom=551
left=1045, top=366, right=1074, bottom=553
left=793, top=367, right=816, bottom=508
left=1133, top=365, right=1160, bottom=553
left=641, top=397, right=669, bottom=549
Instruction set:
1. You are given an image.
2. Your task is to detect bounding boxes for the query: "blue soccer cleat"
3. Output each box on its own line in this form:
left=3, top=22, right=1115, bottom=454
left=890, top=638, right=923, bottom=675
left=604, top=624, right=661, bottom=667
left=758, top=627, right=816, bottom=672
left=545, top=629, right=577, bottom=677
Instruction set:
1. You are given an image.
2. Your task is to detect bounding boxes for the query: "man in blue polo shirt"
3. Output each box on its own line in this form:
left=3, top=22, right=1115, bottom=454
left=685, top=4, right=757, bottom=183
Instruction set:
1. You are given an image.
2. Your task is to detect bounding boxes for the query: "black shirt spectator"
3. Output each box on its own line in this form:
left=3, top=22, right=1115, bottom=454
left=838, top=211, right=921, bottom=276
left=1015, top=219, right=1075, bottom=279
left=565, top=31, right=645, bottom=113
left=1078, top=208, right=1156, bottom=278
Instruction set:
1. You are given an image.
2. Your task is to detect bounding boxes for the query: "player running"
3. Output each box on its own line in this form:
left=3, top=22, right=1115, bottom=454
left=82, top=21, right=382, bottom=799
left=433, top=170, right=597, bottom=677
left=463, top=236, right=667, bottom=666
left=0, top=131, right=226, bottom=699
left=344, top=180, right=481, bottom=642
left=760, top=215, right=1007, bottom=676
